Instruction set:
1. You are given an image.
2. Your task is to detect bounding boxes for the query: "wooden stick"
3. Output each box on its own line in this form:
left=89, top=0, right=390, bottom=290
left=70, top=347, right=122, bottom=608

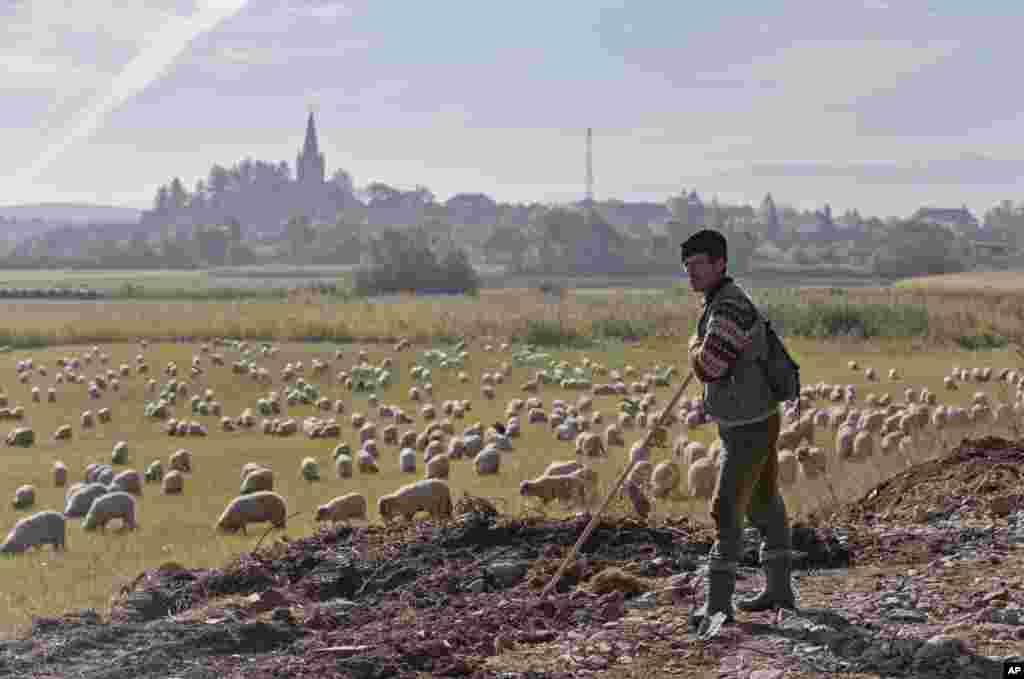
left=539, top=370, right=695, bottom=599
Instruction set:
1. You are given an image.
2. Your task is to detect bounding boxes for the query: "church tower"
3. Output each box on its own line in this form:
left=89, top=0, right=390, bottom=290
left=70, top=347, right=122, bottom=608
left=296, top=110, right=325, bottom=186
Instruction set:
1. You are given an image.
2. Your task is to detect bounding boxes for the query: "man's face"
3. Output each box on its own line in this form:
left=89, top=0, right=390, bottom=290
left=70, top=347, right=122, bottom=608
left=684, top=253, right=725, bottom=292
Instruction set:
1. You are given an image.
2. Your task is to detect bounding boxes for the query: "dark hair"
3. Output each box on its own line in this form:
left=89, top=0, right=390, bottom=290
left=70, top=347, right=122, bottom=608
left=680, top=229, right=728, bottom=263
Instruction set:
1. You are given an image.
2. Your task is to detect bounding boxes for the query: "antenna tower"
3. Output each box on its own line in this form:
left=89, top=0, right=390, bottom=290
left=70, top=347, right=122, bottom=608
left=585, top=127, right=594, bottom=205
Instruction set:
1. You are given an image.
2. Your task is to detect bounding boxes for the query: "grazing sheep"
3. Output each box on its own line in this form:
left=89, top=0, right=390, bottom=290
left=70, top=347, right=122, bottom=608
left=315, top=493, right=367, bottom=524
left=53, top=461, right=67, bottom=487
left=97, top=408, right=111, bottom=423
left=835, top=427, right=856, bottom=461
left=544, top=460, right=584, bottom=477
left=687, top=457, right=717, bottom=499
left=110, top=470, right=143, bottom=495
left=795, top=446, right=827, bottom=479
left=241, top=468, right=274, bottom=494
left=0, top=511, right=66, bottom=553
left=378, top=479, right=453, bottom=523
left=144, top=461, right=162, bottom=482
left=111, top=441, right=129, bottom=465
left=82, top=492, right=137, bottom=532
left=215, top=491, right=287, bottom=535
left=651, top=461, right=681, bottom=498
left=574, top=431, right=606, bottom=457
left=357, top=450, right=379, bottom=473
left=519, top=474, right=587, bottom=506
left=162, top=470, right=184, bottom=494
left=300, top=457, right=320, bottom=481
left=879, top=431, right=903, bottom=455
left=682, top=441, right=709, bottom=467
left=330, top=452, right=352, bottom=478
left=603, top=424, right=624, bottom=447
left=852, top=431, right=874, bottom=461
left=12, top=484, right=35, bottom=510
left=169, top=449, right=191, bottom=473
left=64, top=483, right=110, bottom=518
left=474, top=446, right=500, bottom=475
left=425, top=453, right=450, bottom=479
left=399, top=447, right=417, bottom=473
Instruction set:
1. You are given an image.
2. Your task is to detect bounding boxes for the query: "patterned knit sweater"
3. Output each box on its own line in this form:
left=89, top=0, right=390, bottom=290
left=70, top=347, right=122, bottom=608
left=688, top=276, right=756, bottom=383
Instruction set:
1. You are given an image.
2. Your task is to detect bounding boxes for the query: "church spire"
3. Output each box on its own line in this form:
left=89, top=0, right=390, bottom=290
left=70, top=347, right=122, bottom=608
left=296, top=107, right=326, bottom=185
left=303, top=111, right=319, bottom=157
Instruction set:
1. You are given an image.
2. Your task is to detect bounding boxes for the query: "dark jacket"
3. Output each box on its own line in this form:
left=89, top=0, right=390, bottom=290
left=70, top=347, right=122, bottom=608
left=689, top=277, right=779, bottom=429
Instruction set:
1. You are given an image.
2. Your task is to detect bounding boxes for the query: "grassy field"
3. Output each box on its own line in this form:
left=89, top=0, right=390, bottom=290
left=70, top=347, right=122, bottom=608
left=0, top=268, right=1021, bottom=639
left=0, top=333, right=1020, bottom=639
left=894, top=270, right=1024, bottom=295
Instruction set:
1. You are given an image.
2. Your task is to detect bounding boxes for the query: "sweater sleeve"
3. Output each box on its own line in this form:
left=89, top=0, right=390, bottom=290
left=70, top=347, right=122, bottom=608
left=689, top=296, right=757, bottom=382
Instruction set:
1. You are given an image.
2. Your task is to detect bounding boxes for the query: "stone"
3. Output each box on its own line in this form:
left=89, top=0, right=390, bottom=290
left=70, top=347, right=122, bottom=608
left=486, top=561, right=528, bottom=588
left=913, top=635, right=966, bottom=665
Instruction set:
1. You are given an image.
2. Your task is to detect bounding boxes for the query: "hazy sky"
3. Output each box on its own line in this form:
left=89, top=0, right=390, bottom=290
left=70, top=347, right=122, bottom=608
left=3, top=0, right=1024, bottom=217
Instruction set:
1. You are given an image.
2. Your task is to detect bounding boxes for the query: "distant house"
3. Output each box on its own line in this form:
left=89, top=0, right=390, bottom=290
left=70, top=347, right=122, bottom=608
left=912, top=205, right=980, bottom=238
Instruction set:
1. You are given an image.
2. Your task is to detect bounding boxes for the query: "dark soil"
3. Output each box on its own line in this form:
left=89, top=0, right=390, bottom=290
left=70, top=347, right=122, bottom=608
left=2, top=437, right=1020, bottom=678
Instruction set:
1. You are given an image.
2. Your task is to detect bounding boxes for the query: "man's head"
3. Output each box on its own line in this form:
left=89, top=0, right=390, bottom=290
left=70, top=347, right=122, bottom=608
left=680, top=229, right=728, bottom=293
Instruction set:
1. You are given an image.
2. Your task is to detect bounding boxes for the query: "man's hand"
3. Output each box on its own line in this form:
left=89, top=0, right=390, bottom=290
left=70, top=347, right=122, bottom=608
left=688, top=334, right=701, bottom=352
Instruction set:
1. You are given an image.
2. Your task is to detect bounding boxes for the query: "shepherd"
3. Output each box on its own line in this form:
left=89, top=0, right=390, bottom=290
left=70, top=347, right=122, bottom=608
left=681, top=229, right=797, bottom=636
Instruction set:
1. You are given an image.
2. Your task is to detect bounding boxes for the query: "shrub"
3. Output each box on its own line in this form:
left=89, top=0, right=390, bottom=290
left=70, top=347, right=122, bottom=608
left=955, top=333, right=1008, bottom=351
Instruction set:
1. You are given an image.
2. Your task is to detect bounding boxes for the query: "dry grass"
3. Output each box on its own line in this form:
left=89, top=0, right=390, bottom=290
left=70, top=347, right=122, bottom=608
left=895, top=270, right=1024, bottom=295
left=0, top=331, right=1019, bottom=640
left=0, top=277, right=1021, bottom=349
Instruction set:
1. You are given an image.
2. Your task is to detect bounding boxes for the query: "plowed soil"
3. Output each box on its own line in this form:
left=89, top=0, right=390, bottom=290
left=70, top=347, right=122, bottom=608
left=2, top=437, right=1023, bottom=679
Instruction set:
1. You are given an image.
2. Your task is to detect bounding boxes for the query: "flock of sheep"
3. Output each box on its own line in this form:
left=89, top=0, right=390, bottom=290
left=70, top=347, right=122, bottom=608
left=2, top=336, right=1023, bottom=555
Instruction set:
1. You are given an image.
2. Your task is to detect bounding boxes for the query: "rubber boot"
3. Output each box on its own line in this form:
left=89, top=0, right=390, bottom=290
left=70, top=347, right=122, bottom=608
left=689, top=567, right=736, bottom=632
left=737, top=549, right=797, bottom=612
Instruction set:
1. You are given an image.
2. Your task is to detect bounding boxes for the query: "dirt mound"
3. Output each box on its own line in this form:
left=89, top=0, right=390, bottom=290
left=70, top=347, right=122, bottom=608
left=4, top=506, right=849, bottom=679
left=840, top=436, right=1024, bottom=525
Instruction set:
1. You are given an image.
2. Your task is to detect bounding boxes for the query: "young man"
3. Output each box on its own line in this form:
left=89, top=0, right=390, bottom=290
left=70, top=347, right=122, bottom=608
left=680, top=229, right=796, bottom=636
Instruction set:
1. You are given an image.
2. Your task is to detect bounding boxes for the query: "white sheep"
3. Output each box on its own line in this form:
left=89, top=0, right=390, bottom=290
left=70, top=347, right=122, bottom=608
left=335, top=454, right=353, bottom=479
left=378, top=479, right=453, bottom=523
left=64, top=483, right=110, bottom=518
left=215, top=491, right=287, bottom=535
left=0, top=511, right=66, bottom=553
left=543, top=460, right=584, bottom=477
left=110, top=469, right=143, bottom=495
left=574, top=431, right=606, bottom=457
left=162, top=470, right=185, bottom=494
left=835, top=426, right=856, bottom=461
left=687, top=457, right=717, bottom=499
left=241, top=468, right=274, bottom=494
left=169, top=449, right=191, bottom=473
left=474, top=446, right=500, bottom=475
left=357, top=450, right=379, bottom=474
left=796, top=446, right=827, bottom=479
left=852, top=431, right=874, bottom=461
left=315, top=493, right=367, bottom=524
left=53, top=461, right=67, bottom=487
left=425, top=453, right=450, bottom=479
left=300, top=457, right=320, bottom=481
left=651, top=461, right=681, bottom=498
left=82, top=492, right=137, bottom=532
left=519, top=475, right=587, bottom=506
left=12, top=484, right=35, bottom=510
left=399, top=447, right=417, bottom=473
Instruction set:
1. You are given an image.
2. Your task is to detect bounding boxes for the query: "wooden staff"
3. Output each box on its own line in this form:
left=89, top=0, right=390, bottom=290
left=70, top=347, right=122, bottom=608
left=539, top=370, right=696, bottom=599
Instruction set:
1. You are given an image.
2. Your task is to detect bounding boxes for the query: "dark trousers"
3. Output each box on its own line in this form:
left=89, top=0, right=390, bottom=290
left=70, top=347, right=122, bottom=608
left=707, top=411, right=791, bottom=570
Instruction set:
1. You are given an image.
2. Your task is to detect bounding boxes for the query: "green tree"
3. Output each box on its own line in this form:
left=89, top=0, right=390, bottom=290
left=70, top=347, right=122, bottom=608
left=871, top=219, right=969, bottom=278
